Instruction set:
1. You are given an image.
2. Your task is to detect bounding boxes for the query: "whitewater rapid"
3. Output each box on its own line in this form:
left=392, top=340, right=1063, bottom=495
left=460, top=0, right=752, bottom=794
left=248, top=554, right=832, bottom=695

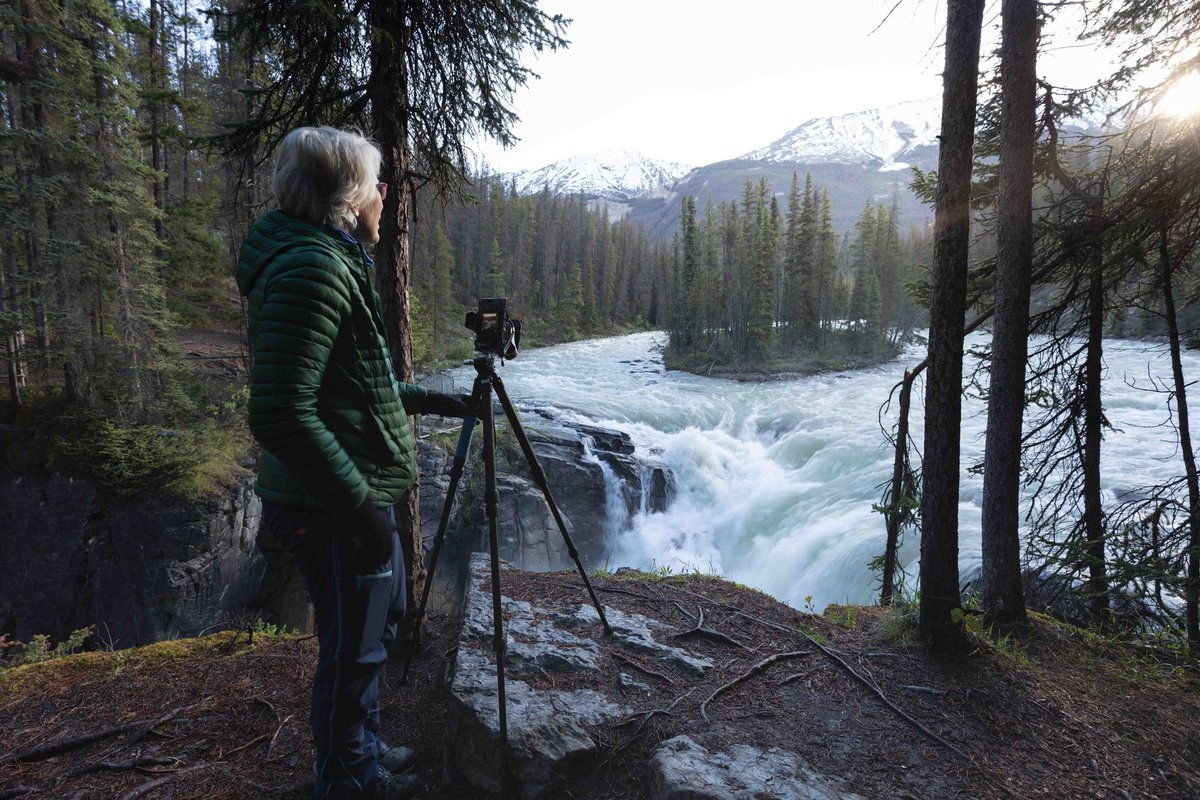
left=448, top=331, right=1197, bottom=611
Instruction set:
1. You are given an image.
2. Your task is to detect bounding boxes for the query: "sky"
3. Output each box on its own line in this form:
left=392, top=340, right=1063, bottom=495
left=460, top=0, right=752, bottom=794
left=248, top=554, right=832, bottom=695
left=474, top=0, right=1114, bottom=174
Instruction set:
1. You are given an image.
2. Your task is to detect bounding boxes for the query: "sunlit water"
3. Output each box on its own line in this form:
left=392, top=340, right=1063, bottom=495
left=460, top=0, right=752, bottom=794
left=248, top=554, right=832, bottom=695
left=448, top=331, right=1196, bottom=610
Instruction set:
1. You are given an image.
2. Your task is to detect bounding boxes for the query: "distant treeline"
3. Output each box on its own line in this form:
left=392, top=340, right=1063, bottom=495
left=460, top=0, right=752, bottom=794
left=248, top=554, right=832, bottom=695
left=408, top=179, right=671, bottom=362
left=666, top=174, right=930, bottom=366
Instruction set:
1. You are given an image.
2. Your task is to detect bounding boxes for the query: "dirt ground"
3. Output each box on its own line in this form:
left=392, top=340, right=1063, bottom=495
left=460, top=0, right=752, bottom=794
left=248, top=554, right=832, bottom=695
left=2, top=567, right=1198, bottom=799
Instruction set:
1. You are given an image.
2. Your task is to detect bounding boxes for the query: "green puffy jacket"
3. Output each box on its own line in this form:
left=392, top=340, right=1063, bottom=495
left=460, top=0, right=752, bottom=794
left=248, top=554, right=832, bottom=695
left=236, top=209, right=427, bottom=512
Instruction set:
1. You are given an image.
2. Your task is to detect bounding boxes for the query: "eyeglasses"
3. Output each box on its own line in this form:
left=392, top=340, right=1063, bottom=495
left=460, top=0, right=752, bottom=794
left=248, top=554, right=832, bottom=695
left=376, top=182, right=388, bottom=200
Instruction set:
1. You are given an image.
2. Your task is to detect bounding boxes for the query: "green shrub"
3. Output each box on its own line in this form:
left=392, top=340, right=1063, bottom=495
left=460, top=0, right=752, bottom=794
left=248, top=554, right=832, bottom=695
left=53, top=412, right=249, bottom=501
left=1, top=627, right=93, bottom=670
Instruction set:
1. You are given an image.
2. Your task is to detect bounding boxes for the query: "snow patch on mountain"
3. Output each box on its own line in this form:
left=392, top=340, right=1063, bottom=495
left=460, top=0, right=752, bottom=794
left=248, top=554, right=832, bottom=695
left=741, top=98, right=941, bottom=170
left=506, top=149, right=693, bottom=201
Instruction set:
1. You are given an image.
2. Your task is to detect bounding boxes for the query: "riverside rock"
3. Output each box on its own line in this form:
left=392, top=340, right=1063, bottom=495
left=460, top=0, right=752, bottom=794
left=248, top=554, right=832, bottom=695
left=447, top=554, right=630, bottom=799
left=453, top=417, right=675, bottom=574
left=647, top=735, right=867, bottom=800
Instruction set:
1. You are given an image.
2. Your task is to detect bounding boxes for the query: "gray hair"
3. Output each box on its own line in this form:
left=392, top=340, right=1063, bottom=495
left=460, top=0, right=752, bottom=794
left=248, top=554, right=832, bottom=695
left=272, top=126, right=382, bottom=231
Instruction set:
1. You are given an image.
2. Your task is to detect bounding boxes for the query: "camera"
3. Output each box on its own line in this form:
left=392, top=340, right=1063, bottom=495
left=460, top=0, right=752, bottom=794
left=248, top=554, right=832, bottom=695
left=465, top=297, right=521, bottom=360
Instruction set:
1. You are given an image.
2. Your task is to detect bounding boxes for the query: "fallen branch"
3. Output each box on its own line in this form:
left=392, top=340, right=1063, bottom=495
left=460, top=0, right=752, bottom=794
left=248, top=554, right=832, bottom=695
left=220, top=733, right=271, bottom=759
left=266, top=713, right=296, bottom=759
left=68, top=755, right=181, bottom=778
left=2, top=706, right=187, bottom=765
left=118, top=761, right=216, bottom=800
left=252, top=696, right=279, bottom=717
left=897, top=685, right=948, bottom=697
left=611, top=652, right=675, bottom=686
left=673, top=605, right=748, bottom=650
left=700, top=651, right=810, bottom=724
left=0, top=786, right=36, bottom=799
left=778, top=668, right=820, bottom=687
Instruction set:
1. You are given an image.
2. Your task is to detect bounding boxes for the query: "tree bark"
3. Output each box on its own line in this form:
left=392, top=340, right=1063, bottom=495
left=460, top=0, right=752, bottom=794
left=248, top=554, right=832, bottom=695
left=1159, top=228, right=1199, bottom=642
left=979, top=0, right=1037, bottom=625
left=369, top=0, right=424, bottom=617
left=920, top=0, right=984, bottom=652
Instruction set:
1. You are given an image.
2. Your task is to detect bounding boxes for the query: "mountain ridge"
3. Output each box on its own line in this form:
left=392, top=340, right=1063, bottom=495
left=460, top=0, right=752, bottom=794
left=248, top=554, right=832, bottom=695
left=499, top=100, right=944, bottom=237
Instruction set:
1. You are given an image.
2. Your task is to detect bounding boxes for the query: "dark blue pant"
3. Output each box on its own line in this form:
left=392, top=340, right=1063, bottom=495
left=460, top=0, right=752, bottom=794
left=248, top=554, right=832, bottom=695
left=260, top=501, right=407, bottom=799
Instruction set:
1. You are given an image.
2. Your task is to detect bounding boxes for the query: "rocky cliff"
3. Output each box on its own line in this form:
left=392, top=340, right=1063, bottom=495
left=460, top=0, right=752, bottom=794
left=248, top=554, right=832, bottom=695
left=0, top=473, right=264, bottom=648
left=0, top=415, right=673, bottom=645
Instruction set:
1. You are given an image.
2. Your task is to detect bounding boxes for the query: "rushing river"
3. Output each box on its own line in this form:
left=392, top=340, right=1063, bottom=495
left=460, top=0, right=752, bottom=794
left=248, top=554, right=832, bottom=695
left=449, top=331, right=1196, bottom=611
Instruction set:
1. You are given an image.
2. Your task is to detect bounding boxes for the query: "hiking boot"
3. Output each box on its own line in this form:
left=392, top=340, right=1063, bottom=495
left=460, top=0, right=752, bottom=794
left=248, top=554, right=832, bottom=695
left=378, top=741, right=417, bottom=774
left=366, top=766, right=420, bottom=799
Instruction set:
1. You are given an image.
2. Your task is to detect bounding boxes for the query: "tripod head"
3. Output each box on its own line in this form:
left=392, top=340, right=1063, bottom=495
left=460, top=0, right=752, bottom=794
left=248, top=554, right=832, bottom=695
left=471, top=353, right=498, bottom=375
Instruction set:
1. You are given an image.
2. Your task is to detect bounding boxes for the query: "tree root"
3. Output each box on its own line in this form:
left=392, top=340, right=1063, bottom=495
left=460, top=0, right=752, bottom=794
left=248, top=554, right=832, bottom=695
left=699, top=651, right=810, bottom=724
left=612, top=652, right=675, bottom=685
left=726, top=607, right=970, bottom=759
left=657, top=583, right=971, bottom=760
left=614, top=690, right=700, bottom=743
left=672, top=604, right=749, bottom=650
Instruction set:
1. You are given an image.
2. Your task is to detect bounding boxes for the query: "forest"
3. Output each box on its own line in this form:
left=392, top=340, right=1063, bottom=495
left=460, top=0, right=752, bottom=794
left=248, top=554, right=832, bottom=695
left=665, top=175, right=928, bottom=369
left=2, top=0, right=1200, bottom=660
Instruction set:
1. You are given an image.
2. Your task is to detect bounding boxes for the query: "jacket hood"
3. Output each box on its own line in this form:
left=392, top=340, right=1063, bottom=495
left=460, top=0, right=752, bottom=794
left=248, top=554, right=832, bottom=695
left=236, top=210, right=350, bottom=297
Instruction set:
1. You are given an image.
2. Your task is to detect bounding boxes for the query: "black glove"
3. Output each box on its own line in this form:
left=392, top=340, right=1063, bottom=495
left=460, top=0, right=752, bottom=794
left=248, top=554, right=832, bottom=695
left=348, top=498, right=395, bottom=570
left=424, top=391, right=474, bottom=419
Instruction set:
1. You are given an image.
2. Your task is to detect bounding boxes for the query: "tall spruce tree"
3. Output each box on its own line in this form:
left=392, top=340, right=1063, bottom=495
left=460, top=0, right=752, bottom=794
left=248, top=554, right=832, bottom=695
left=921, top=0, right=985, bottom=652
left=979, top=0, right=1038, bottom=625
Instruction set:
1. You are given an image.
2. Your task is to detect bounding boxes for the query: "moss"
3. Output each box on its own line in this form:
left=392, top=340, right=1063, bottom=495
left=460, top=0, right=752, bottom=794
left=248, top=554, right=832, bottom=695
left=0, top=630, right=299, bottom=699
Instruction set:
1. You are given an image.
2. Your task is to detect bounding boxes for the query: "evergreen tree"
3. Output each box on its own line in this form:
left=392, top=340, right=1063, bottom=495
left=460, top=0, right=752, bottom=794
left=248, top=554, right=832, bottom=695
left=920, top=0, right=985, bottom=653
left=815, top=189, right=839, bottom=342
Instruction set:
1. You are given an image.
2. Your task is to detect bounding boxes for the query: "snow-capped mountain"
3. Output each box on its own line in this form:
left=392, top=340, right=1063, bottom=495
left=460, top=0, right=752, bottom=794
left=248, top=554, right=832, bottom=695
left=505, top=149, right=693, bottom=202
left=741, top=98, right=941, bottom=172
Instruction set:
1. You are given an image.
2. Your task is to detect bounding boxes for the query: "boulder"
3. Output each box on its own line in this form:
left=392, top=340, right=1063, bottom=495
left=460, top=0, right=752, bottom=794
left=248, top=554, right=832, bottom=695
left=447, top=554, right=629, bottom=799
left=647, top=735, right=867, bottom=800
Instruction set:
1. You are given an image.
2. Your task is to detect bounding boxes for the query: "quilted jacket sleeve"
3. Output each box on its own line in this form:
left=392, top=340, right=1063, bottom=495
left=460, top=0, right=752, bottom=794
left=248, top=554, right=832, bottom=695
left=247, top=255, right=370, bottom=511
left=395, top=381, right=429, bottom=415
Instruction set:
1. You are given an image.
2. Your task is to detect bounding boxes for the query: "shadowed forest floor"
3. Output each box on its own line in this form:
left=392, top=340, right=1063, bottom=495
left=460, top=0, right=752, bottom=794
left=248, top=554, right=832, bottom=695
left=1, top=567, right=1198, bottom=799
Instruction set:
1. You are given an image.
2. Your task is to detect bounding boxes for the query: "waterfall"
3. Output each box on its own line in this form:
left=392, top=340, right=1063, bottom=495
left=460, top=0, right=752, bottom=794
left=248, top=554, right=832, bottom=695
left=451, top=331, right=1197, bottom=611
left=579, top=434, right=635, bottom=540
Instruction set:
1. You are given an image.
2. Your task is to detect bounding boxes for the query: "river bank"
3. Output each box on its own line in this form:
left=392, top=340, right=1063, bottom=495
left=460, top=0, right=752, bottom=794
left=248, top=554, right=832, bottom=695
left=661, top=340, right=903, bottom=381
left=2, top=564, right=1196, bottom=799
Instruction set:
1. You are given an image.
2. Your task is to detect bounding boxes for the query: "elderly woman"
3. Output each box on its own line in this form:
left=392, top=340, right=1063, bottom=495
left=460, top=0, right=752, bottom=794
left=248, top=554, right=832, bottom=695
left=237, top=126, right=468, bottom=800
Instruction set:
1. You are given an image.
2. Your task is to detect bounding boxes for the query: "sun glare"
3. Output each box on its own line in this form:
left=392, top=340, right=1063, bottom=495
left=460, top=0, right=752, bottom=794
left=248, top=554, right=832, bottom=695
left=1155, top=71, right=1200, bottom=119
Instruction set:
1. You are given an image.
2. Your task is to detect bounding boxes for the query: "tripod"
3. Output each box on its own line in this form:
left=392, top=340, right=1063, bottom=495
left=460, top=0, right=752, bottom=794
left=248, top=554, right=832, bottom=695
left=400, top=353, right=612, bottom=794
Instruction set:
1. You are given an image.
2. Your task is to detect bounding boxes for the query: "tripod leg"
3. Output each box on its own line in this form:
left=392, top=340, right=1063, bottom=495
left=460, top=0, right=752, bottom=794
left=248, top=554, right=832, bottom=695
left=398, top=411, right=478, bottom=685
left=481, top=377, right=518, bottom=797
left=490, top=374, right=613, bottom=635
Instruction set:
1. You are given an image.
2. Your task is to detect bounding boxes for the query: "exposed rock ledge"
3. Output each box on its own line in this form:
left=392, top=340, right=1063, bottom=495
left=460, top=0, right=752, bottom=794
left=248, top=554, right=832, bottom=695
left=447, top=554, right=863, bottom=800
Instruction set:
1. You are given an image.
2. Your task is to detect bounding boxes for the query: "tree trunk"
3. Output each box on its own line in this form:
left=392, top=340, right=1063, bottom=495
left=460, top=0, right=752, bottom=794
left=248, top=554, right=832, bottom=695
left=0, top=240, right=21, bottom=407
left=979, top=0, right=1037, bottom=625
left=1082, top=250, right=1107, bottom=621
left=882, top=369, right=915, bottom=605
left=919, top=0, right=984, bottom=652
left=369, top=0, right=424, bottom=618
left=1159, top=228, right=1199, bottom=642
